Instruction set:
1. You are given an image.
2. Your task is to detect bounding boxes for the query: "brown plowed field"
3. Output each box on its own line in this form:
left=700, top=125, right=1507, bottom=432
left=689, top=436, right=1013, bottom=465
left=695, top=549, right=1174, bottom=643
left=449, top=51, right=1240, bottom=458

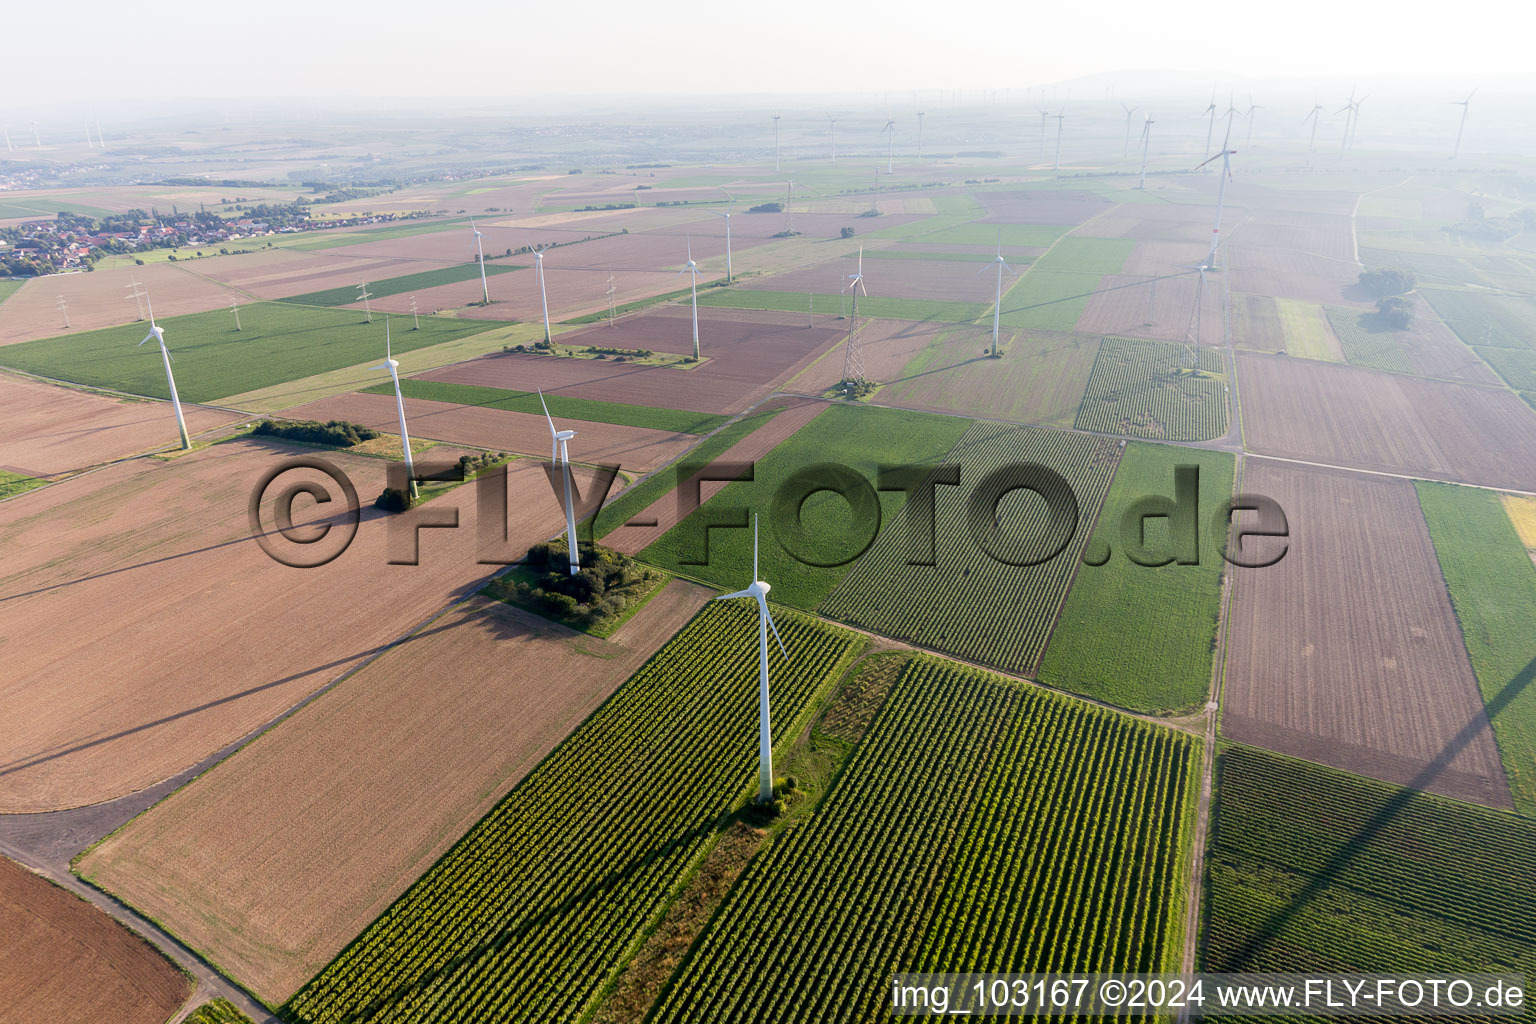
left=740, top=256, right=1002, bottom=304
left=1223, top=461, right=1512, bottom=808
left=280, top=391, right=696, bottom=472
left=78, top=583, right=711, bottom=1003
left=0, top=374, right=242, bottom=478
left=419, top=308, right=843, bottom=415
left=1074, top=206, right=1216, bottom=245
left=0, top=439, right=601, bottom=812
left=367, top=266, right=694, bottom=323
left=1121, top=240, right=1211, bottom=277
left=1075, top=272, right=1224, bottom=345
left=0, top=856, right=190, bottom=1024
left=787, top=317, right=950, bottom=393
left=194, top=248, right=431, bottom=300
left=1395, top=293, right=1499, bottom=385
left=605, top=398, right=828, bottom=554
left=0, top=262, right=234, bottom=346
left=1226, top=246, right=1361, bottom=305
left=1237, top=352, right=1536, bottom=489
left=973, top=190, right=1113, bottom=225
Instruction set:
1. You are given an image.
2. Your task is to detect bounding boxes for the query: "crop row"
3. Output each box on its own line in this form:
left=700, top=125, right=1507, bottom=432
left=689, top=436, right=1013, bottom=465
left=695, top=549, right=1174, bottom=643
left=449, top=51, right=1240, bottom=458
left=1074, top=336, right=1228, bottom=442
left=282, top=602, right=861, bottom=1024
left=821, top=421, right=1119, bottom=675
left=1204, top=745, right=1536, bottom=981
left=649, top=657, right=1196, bottom=1023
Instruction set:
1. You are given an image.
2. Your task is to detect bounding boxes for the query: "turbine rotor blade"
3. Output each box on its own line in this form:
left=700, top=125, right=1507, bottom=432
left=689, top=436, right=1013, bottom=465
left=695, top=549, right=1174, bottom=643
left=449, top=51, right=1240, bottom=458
left=537, top=387, right=558, bottom=437
left=716, top=588, right=753, bottom=601
left=763, top=601, right=789, bottom=660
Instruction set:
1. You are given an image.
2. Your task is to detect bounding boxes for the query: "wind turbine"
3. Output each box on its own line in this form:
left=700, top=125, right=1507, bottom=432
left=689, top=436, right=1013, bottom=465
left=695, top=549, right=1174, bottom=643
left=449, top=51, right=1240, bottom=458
left=715, top=514, right=789, bottom=806
left=370, top=319, right=418, bottom=498
left=1348, top=95, right=1367, bottom=149
left=982, top=232, right=1015, bottom=357
left=715, top=208, right=733, bottom=283
left=1037, top=108, right=1050, bottom=154
left=677, top=238, right=702, bottom=361
left=840, top=247, right=868, bottom=383
left=529, top=241, right=552, bottom=344
left=470, top=217, right=489, bottom=304
left=1137, top=116, right=1154, bottom=190
left=538, top=388, right=581, bottom=576
left=827, top=115, right=837, bottom=162
left=916, top=111, right=925, bottom=161
left=772, top=114, right=781, bottom=172
left=1051, top=111, right=1065, bottom=172
left=137, top=295, right=190, bottom=451
left=1196, top=121, right=1237, bottom=269
left=1200, top=90, right=1217, bottom=162
left=1244, top=94, right=1262, bottom=146
left=1303, top=102, right=1324, bottom=153
left=1120, top=103, right=1139, bottom=156
left=881, top=118, right=896, bottom=173
left=1451, top=88, right=1476, bottom=159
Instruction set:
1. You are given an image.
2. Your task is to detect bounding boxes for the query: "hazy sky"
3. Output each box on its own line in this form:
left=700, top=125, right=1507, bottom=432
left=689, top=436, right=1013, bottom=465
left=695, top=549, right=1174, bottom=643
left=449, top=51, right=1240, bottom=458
left=7, top=0, right=1521, bottom=106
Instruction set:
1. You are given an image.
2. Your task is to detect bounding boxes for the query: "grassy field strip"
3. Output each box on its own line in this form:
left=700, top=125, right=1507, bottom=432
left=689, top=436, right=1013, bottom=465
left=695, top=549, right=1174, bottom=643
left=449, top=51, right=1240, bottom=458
left=1275, top=298, right=1344, bottom=361
left=366, top=379, right=729, bottom=435
left=1417, top=481, right=1536, bottom=816
left=1502, top=494, right=1536, bottom=555
left=697, top=289, right=988, bottom=323
left=0, top=278, right=26, bottom=306
left=280, top=262, right=524, bottom=307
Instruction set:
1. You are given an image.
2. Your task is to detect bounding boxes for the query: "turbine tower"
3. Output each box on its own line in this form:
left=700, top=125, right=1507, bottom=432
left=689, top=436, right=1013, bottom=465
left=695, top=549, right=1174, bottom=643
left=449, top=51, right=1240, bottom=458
left=538, top=388, right=581, bottom=576
left=840, top=247, right=868, bottom=383
left=1196, top=121, right=1237, bottom=269
left=530, top=242, right=552, bottom=344
left=677, top=239, right=702, bottom=361
left=983, top=233, right=1015, bottom=357
left=1137, top=116, right=1154, bottom=190
left=715, top=514, right=789, bottom=806
left=1244, top=94, right=1262, bottom=146
left=137, top=295, right=191, bottom=451
left=370, top=319, right=418, bottom=498
left=881, top=118, right=896, bottom=173
left=1451, top=89, right=1475, bottom=159
left=1051, top=111, right=1065, bottom=172
left=827, top=115, right=837, bottom=162
left=1200, top=90, right=1217, bottom=162
left=470, top=217, right=489, bottom=304
left=916, top=111, right=925, bottom=161
left=1120, top=103, right=1139, bottom=156
left=716, top=208, right=733, bottom=283
left=772, top=114, right=781, bottom=172
left=1303, top=103, right=1323, bottom=153
left=1037, top=108, right=1049, bottom=154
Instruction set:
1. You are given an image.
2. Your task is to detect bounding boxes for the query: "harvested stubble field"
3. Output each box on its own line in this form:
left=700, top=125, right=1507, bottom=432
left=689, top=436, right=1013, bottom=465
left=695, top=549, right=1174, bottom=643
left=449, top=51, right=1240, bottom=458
left=80, top=583, right=711, bottom=1003
left=1205, top=745, right=1536, bottom=987
left=419, top=307, right=844, bottom=415
left=878, top=328, right=1100, bottom=427
left=1075, top=271, right=1224, bottom=346
left=0, top=856, right=190, bottom=1024
left=0, top=373, right=241, bottom=478
left=651, top=658, right=1197, bottom=1023
left=281, top=261, right=523, bottom=306
left=821, top=422, right=1120, bottom=676
left=0, top=260, right=236, bottom=346
left=972, top=188, right=1114, bottom=225
left=280, top=390, right=698, bottom=472
left=739, top=256, right=1004, bottom=305
left=787, top=317, right=952, bottom=393
left=1222, top=461, right=1511, bottom=808
left=0, top=301, right=514, bottom=404
left=0, top=439, right=600, bottom=812
left=1232, top=294, right=1343, bottom=361
left=194, top=248, right=427, bottom=301
left=1075, top=336, right=1228, bottom=441
left=1236, top=353, right=1536, bottom=490
left=1225, top=246, right=1361, bottom=306
left=281, top=602, right=863, bottom=1024
left=1038, top=442, right=1235, bottom=714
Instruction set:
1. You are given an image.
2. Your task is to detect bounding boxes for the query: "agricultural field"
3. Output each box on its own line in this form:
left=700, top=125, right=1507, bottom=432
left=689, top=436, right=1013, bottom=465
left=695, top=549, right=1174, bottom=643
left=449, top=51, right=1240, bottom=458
left=0, top=278, right=24, bottom=305
left=640, top=403, right=972, bottom=610
left=651, top=657, right=1197, bottom=1023
left=1205, top=745, right=1536, bottom=982
left=1325, top=304, right=1415, bottom=374
left=1075, top=336, right=1228, bottom=441
left=821, top=422, right=1119, bottom=675
left=997, top=236, right=1137, bottom=333
left=1232, top=294, right=1343, bottom=361
left=282, top=602, right=863, bottom=1024
left=1237, top=353, right=1536, bottom=490
left=0, top=856, right=190, bottom=1024
left=279, top=261, right=523, bottom=306
left=699, top=286, right=988, bottom=324
left=0, top=260, right=238, bottom=346
left=1504, top=494, right=1536, bottom=556
left=1422, top=286, right=1536, bottom=350
left=0, top=302, right=515, bottom=403
left=362, top=379, right=729, bottom=434
left=737, top=255, right=1004, bottom=305
left=182, top=1000, right=254, bottom=1024
left=1222, top=461, right=1511, bottom=808
left=1038, top=443, right=1235, bottom=714
left=1075, top=271, right=1224, bottom=347
left=1416, top=482, right=1536, bottom=816
left=80, top=584, right=711, bottom=1003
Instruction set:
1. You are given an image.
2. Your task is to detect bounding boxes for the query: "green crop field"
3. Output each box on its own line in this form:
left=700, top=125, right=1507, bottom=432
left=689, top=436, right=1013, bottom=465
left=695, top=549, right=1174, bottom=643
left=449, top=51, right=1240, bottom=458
left=858, top=249, right=998, bottom=264
left=1038, top=442, right=1235, bottom=714
left=1274, top=297, right=1343, bottom=361
left=821, top=422, right=1119, bottom=675
left=1473, top=345, right=1536, bottom=391
left=881, top=329, right=1100, bottom=427
left=639, top=403, right=972, bottom=610
left=280, top=262, right=522, bottom=307
left=997, top=237, right=1136, bottom=332
left=0, top=278, right=25, bottom=305
left=1423, top=288, right=1536, bottom=350
left=0, top=197, right=113, bottom=219
left=595, top=405, right=786, bottom=538
left=1075, top=337, right=1228, bottom=441
left=363, top=379, right=729, bottom=435
left=285, top=217, right=472, bottom=251
left=908, top=222, right=1068, bottom=248
left=1205, top=745, right=1536, bottom=982
left=0, top=303, right=513, bottom=404
left=1416, top=481, right=1536, bottom=816
left=283, top=602, right=862, bottom=1024
left=697, top=288, right=988, bottom=324
left=652, top=657, right=1197, bottom=1023
left=0, top=470, right=47, bottom=499
left=183, top=999, right=254, bottom=1024
left=1324, top=306, right=1414, bottom=373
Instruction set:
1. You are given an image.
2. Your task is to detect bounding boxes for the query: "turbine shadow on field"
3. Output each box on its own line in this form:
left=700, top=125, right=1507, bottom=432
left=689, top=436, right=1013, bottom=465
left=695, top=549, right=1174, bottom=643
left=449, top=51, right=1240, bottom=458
left=1218, top=653, right=1536, bottom=967
left=996, top=268, right=1197, bottom=321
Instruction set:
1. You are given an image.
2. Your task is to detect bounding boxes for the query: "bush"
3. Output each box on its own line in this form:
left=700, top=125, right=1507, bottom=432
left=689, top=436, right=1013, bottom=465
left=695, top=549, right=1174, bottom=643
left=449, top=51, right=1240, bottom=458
left=747, top=202, right=783, bottom=214
left=840, top=227, right=855, bottom=239
left=1358, top=267, right=1416, bottom=298
left=1376, top=295, right=1414, bottom=330
left=252, top=418, right=380, bottom=447
left=486, top=540, right=666, bottom=634
left=375, top=487, right=415, bottom=513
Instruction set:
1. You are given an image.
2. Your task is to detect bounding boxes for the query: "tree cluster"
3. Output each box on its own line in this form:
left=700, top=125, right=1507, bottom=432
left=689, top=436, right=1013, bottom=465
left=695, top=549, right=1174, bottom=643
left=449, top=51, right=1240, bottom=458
left=1357, top=267, right=1416, bottom=298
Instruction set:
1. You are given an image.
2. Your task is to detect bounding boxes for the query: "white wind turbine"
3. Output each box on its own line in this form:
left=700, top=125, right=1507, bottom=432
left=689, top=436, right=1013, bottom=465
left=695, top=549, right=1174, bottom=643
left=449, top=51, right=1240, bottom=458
left=677, top=238, right=703, bottom=361
left=715, top=514, right=789, bottom=806
left=370, top=318, right=418, bottom=498
left=827, top=115, right=837, bottom=162
left=1451, top=89, right=1476, bottom=160
left=538, top=388, right=581, bottom=576
left=1196, top=120, right=1237, bottom=270
left=137, top=295, right=190, bottom=451
left=1200, top=90, right=1217, bottom=162
left=529, top=241, right=552, bottom=344
left=1037, top=108, right=1050, bottom=154
left=1051, top=111, right=1065, bottom=171
left=1137, top=116, right=1154, bottom=190
left=1120, top=103, right=1139, bottom=156
left=470, top=217, right=489, bottom=304
left=982, top=232, right=1015, bottom=357
left=881, top=118, right=896, bottom=173
left=1303, top=102, right=1324, bottom=153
